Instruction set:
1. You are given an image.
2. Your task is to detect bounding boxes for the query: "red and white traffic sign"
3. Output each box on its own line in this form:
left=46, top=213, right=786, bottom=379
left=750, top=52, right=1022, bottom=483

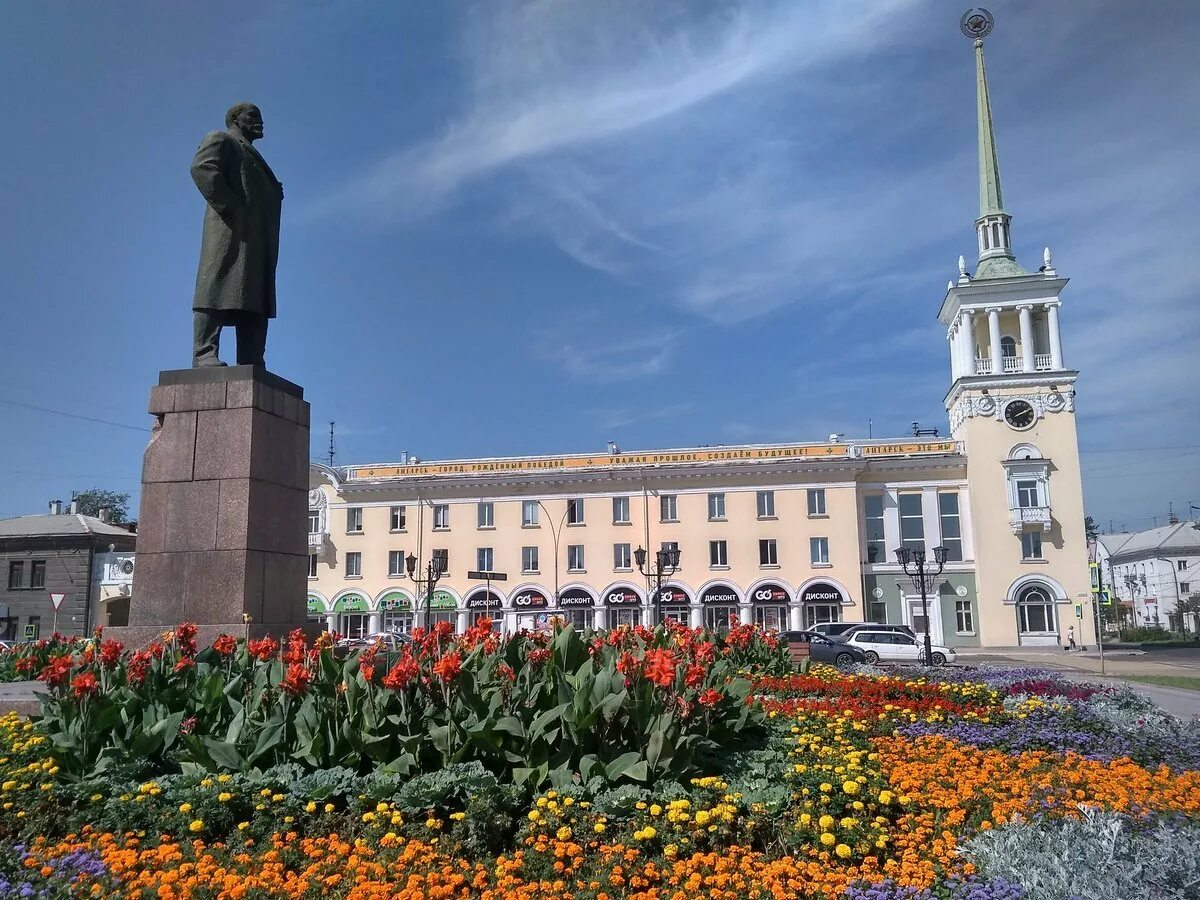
left=49, top=592, right=66, bottom=610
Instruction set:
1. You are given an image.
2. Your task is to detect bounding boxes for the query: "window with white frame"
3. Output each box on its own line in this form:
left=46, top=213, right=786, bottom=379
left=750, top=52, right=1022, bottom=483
left=938, top=493, right=964, bottom=561
left=389, top=506, right=406, bottom=531
left=567, top=545, right=585, bottom=571
left=308, top=509, right=322, bottom=533
left=307, top=555, right=318, bottom=578
left=898, top=494, right=925, bottom=553
left=476, top=547, right=494, bottom=572
left=708, top=492, right=726, bottom=521
left=864, top=494, right=885, bottom=563
left=613, top=543, right=631, bottom=570
left=1179, top=560, right=1189, bottom=572
left=612, top=496, right=630, bottom=524
left=521, top=546, right=539, bottom=573
left=1016, top=480, right=1041, bottom=508
left=477, top=502, right=494, bottom=528
left=709, top=540, right=728, bottom=567
left=757, top=491, right=775, bottom=518
left=522, top=500, right=539, bottom=526
left=567, top=499, right=585, bottom=525
left=759, top=539, right=778, bottom=566
left=345, top=552, right=361, bottom=577
left=1021, top=531, right=1043, bottom=560
left=388, top=550, right=405, bottom=577
left=807, top=489, right=826, bottom=516
left=433, top=504, right=450, bottom=529
left=660, top=494, right=678, bottom=522
left=810, top=537, right=830, bottom=565
left=346, top=507, right=363, bottom=533
left=955, top=599, right=974, bottom=634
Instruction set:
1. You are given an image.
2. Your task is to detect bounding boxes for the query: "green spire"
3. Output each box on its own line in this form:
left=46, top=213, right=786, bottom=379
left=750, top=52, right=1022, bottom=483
left=975, top=38, right=1005, bottom=217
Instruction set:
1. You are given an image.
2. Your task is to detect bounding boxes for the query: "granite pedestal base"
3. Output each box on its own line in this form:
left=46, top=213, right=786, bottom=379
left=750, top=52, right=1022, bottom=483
left=109, top=366, right=314, bottom=649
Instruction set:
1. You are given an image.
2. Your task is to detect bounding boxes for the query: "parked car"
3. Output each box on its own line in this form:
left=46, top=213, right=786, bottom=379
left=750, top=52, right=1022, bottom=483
left=840, top=630, right=956, bottom=666
left=808, top=622, right=858, bottom=638
left=832, top=623, right=917, bottom=641
left=337, top=632, right=412, bottom=652
left=779, top=631, right=867, bottom=667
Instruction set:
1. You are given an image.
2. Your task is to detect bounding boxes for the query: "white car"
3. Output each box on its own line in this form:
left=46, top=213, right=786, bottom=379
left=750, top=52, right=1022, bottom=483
left=841, top=630, right=956, bottom=666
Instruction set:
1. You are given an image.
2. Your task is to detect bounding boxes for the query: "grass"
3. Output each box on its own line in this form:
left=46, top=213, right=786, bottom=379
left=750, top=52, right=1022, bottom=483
left=1121, top=675, right=1200, bottom=692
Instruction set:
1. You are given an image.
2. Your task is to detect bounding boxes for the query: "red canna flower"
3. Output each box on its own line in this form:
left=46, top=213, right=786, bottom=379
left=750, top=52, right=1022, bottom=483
left=698, top=689, right=722, bottom=707
left=175, top=622, right=198, bottom=657
left=434, top=621, right=455, bottom=639
left=38, top=655, right=73, bottom=688
left=643, top=649, right=678, bottom=689
left=684, top=663, right=706, bottom=688
left=14, top=657, right=36, bottom=675
left=282, top=628, right=308, bottom=664
left=527, top=647, right=551, bottom=666
left=70, top=671, right=100, bottom=699
left=279, top=662, right=310, bottom=696
left=432, top=651, right=462, bottom=683
left=496, top=662, right=515, bottom=683
left=247, top=637, right=279, bottom=661
left=212, top=634, right=237, bottom=657
left=99, top=640, right=124, bottom=669
left=359, top=649, right=377, bottom=683
left=179, top=716, right=198, bottom=735
left=128, top=650, right=152, bottom=686
left=174, top=657, right=195, bottom=673
left=382, top=651, right=419, bottom=690
left=616, top=651, right=641, bottom=685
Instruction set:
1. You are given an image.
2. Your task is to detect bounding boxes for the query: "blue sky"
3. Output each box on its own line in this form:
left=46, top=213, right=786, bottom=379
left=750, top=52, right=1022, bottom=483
left=1, top=1, right=1197, bottom=532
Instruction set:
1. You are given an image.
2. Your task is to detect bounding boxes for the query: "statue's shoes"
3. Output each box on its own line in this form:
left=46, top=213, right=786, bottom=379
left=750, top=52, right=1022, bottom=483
left=194, top=357, right=228, bottom=368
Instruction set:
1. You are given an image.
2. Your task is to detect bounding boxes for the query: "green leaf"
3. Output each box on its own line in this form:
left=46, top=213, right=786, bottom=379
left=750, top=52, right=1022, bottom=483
left=201, top=738, right=245, bottom=769
left=604, top=751, right=641, bottom=781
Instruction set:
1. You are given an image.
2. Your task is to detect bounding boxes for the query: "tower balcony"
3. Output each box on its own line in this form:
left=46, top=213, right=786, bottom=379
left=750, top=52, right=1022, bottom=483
left=1009, top=505, right=1051, bottom=533
left=308, top=532, right=329, bottom=552
left=975, top=355, right=1056, bottom=376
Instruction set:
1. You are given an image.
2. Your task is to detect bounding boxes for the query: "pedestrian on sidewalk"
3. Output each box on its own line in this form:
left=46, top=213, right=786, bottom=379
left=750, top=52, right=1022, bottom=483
left=1067, top=625, right=1077, bottom=652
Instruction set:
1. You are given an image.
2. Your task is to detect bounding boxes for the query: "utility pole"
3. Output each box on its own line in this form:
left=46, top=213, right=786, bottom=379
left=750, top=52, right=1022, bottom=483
left=328, top=421, right=336, bottom=467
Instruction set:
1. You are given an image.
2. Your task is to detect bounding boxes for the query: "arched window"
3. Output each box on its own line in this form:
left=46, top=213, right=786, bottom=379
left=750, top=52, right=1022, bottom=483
left=1016, top=585, right=1056, bottom=634
left=1000, top=336, right=1017, bottom=358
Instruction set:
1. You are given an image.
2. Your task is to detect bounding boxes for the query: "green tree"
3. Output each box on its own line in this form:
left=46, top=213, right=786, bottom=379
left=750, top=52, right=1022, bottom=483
left=72, top=488, right=131, bottom=523
left=1084, top=516, right=1099, bottom=541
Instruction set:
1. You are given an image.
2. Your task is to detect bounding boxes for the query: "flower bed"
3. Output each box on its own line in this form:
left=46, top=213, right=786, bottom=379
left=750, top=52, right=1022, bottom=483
left=0, top=625, right=1197, bottom=898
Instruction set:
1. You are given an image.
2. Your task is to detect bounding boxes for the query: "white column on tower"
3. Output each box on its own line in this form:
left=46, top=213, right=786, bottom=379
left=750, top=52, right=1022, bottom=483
left=949, top=327, right=959, bottom=380
left=963, top=310, right=978, bottom=375
left=986, top=307, right=1002, bottom=372
left=1046, top=301, right=1063, bottom=369
left=1017, top=305, right=1035, bottom=372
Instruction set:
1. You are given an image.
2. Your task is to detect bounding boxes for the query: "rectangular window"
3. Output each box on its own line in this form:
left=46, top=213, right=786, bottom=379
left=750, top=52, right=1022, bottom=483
left=1016, top=480, right=1040, bottom=508
left=938, top=493, right=964, bottom=561
left=709, top=540, right=728, bottom=567
left=955, top=600, right=974, bottom=634
left=308, top=554, right=318, bottom=578
left=660, top=540, right=679, bottom=562
left=614, top=543, right=631, bottom=570
left=567, top=498, right=585, bottom=525
left=567, top=545, right=585, bottom=572
left=864, top=494, right=885, bottom=563
left=345, top=552, right=362, bottom=577
left=522, top=500, right=539, bottom=526
left=7, top=562, right=22, bottom=590
left=898, top=494, right=925, bottom=553
left=810, top=537, right=830, bottom=565
left=346, top=507, right=363, bottom=533
left=433, top=504, right=450, bottom=529
left=708, top=492, right=726, bottom=520
left=388, top=550, right=405, bottom=577
left=1179, top=582, right=1190, bottom=594
left=1179, top=560, right=1189, bottom=572
left=308, top=509, right=322, bottom=533
left=660, top=494, right=678, bottom=522
left=807, top=489, right=826, bottom=516
left=1021, top=531, right=1043, bottom=560
left=868, top=600, right=888, bottom=624
left=612, top=496, right=630, bottom=524
left=756, top=491, right=775, bottom=518
left=432, top=548, right=449, bottom=574
left=759, top=538, right=778, bottom=566
left=476, top=547, right=494, bottom=572
left=522, top=546, right=539, bottom=573
left=29, top=561, right=46, bottom=590
left=477, top=502, right=494, bottom=528
left=389, top=506, right=406, bottom=531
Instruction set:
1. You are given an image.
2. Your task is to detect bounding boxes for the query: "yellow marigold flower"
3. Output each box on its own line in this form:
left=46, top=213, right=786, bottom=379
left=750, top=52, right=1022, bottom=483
left=562, top=796, right=574, bottom=806
left=271, top=793, right=284, bottom=803
left=664, top=843, right=678, bottom=858
left=819, top=814, right=834, bottom=829
left=836, top=843, right=853, bottom=859
left=556, top=826, right=572, bottom=840
left=528, top=810, right=541, bottom=822
left=324, top=803, right=335, bottom=814
left=593, top=823, right=606, bottom=834
left=237, top=822, right=250, bottom=831
left=188, top=820, right=204, bottom=832
left=649, top=804, right=662, bottom=816
left=878, top=790, right=894, bottom=804
left=376, top=802, right=389, bottom=813
left=200, top=778, right=214, bottom=787
left=819, top=782, right=832, bottom=793
left=217, top=774, right=232, bottom=783
left=820, top=832, right=836, bottom=846
left=305, top=801, right=317, bottom=813
left=179, top=803, right=193, bottom=814
left=450, top=811, right=466, bottom=821
left=842, top=780, right=859, bottom=795
left=218, top=793, right=232, bottom=803
left=694, top=810, right=710, bottom=826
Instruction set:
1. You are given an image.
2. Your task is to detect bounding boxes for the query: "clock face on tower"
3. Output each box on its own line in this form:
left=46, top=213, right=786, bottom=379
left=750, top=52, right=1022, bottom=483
left=1003, top=399, right=1036, bottom=430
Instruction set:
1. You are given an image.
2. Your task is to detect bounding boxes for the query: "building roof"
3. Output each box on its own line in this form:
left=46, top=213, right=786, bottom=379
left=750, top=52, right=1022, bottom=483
left=0, top=513, right=136, bottom=540
left=1103, top=521, right=1200, bottom=561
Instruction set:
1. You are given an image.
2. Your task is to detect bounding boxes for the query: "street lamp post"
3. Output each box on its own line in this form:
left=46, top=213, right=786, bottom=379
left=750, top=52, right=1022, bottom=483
left=895, top=545, right=949, bottom=666
left=634, top=546, right=681, bottom=627
left=536, top=500, right=572, bottom=608
left=406, top=549, right=447, bottom=631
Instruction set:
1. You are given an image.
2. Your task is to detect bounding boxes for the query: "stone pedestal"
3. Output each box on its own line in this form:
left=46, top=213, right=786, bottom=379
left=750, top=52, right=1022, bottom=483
left=110, top=366, right=315, bottom=647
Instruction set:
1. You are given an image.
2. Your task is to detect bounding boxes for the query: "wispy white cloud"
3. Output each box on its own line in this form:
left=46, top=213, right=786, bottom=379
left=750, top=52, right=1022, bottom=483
left=547, top=330, right=685, bottom=383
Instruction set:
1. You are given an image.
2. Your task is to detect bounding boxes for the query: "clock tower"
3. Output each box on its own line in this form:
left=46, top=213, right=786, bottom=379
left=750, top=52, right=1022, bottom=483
left=938, top=27, right=1092, bottom=646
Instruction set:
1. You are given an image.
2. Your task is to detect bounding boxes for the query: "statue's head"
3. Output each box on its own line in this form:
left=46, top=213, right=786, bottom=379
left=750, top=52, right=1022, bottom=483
left=225, top=103, right=264, bottom=142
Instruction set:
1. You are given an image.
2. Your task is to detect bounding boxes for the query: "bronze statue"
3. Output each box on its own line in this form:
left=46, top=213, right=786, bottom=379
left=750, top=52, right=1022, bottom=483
left=190, top=103, right=283, bottom=367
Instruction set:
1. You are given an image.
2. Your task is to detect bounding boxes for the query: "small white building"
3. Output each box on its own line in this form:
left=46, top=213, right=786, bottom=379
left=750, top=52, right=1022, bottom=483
left=1102, top=522, right=1200, bottom=632
left=90, top=549, right=136, bottom=629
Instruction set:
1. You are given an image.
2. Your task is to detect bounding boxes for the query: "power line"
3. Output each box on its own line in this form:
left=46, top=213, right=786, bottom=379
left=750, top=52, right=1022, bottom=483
left=0, top=398, right=151, bottom=433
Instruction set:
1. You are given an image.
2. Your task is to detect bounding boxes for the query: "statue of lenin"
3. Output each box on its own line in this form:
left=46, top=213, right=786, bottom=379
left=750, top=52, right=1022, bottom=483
left=190, top=103, right=283, bottom=367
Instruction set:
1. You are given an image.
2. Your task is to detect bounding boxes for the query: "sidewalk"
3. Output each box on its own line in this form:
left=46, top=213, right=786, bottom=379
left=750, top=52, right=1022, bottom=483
left=0, top=680, right=43, bottom=717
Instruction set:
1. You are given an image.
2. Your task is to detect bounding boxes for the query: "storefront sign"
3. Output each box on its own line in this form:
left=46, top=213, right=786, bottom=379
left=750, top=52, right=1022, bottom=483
left=306, top=595, right=325, bottom=616
left=379, top=591, right=412, bottom=611
left=465, top=590, right=503, bottom=610
left=859, top=441, right=957, bottom=457
left=333, top=593, right=369, bottom=613
left=700, top=586, right=740, bottom=605
left=751, top=583, right=790, bottom=604
left=800, top=583, right=845, bottom=604
left=511, top=589, right=548, bottom=609
left=606, top=587, right=641, bottom=606
left=657, top=586, right=690, bottom=605
left=429, top=590, right=458, bottom=610
left=559, top=588, right=596, bottom=608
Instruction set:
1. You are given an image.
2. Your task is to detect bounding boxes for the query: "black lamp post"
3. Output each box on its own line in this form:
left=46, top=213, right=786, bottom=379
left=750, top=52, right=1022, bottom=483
left=895, top=545, right=949, bottom=666
left=635, top=545, right=681, bottom=627
left=406, top=549, right=447, bottom=631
